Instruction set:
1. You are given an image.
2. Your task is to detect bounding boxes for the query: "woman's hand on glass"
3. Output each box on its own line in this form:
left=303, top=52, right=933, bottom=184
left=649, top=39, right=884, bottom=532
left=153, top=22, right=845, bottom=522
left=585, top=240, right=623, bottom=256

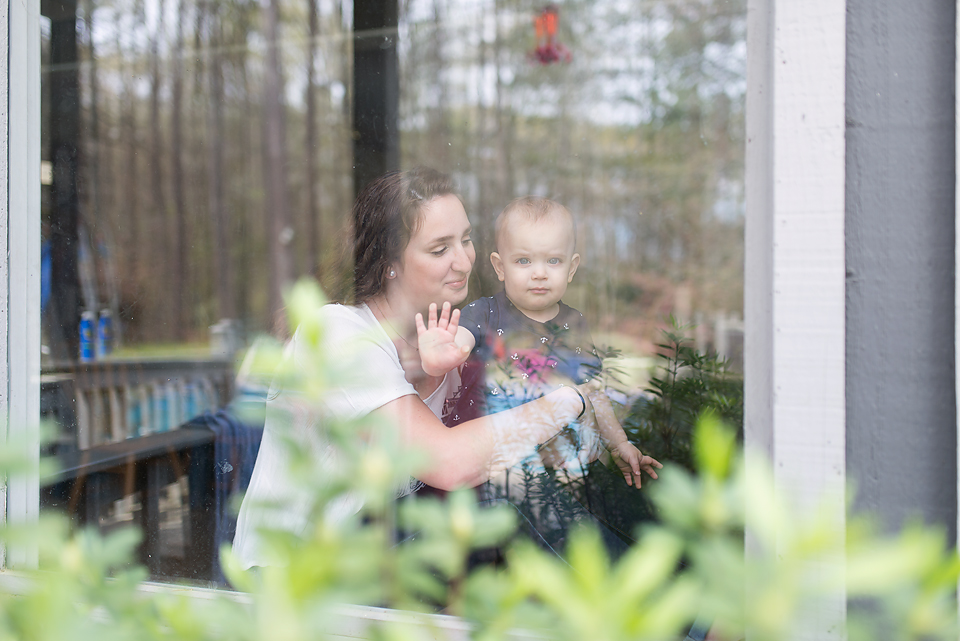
left=415, top=302, right=474, bottom=376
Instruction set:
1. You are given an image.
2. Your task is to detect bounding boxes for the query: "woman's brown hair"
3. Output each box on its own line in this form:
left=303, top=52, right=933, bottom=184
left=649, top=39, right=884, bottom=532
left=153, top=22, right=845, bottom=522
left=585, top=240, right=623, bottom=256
left=351, top=166, right=457, bottom=303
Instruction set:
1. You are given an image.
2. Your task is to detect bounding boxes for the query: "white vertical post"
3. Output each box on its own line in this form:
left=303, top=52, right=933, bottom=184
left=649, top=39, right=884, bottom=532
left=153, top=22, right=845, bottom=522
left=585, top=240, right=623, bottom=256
left=745, top=0, right=775, bottom=466
left=4, top=0, right=42, bottom=568
left=745, top=1, right=847, bottom=639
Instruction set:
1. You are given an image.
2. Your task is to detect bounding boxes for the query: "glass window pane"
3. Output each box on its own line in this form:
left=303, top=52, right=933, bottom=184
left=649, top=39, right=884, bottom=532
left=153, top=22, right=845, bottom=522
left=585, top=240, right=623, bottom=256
left=39, top=0, right=744, bottom=586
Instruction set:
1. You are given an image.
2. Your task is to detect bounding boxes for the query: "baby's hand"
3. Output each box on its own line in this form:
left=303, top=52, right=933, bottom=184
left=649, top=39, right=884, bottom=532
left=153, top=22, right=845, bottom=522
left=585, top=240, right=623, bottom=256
left=416, top=302, right=472, bottom=376
left=611, top=441, right=663, bottom=488
left=538, top=437, right=566, bottom=469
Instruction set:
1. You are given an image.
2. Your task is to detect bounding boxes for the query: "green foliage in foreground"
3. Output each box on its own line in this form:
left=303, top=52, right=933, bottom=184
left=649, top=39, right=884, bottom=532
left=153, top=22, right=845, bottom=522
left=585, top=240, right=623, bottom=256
left=6, top=280, right=957, bottom=641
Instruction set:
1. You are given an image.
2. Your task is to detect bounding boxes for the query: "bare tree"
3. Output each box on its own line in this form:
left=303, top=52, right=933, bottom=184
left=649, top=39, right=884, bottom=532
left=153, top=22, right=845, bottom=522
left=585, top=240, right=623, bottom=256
left=336, top=0, right=352, bottom=228
left=83, top=0, right=121, bottom=330
left=429, top=0, right=449, bottom=169
left=472, top=0, right=495, bottom=294
left=263, top=0, right=295, bottom=322
left=236, top=53, right=257, bottom=332
left=208, top=2, right=235, bottom=319
left=149, top=0, right=171, bottom=336
left=171, top=0, right=189, bottom=338
left=305, top=0, right=321, bottom=275
left=121, top=3, right=141, bottom=292
left=493, top=0, right=514, bottom=200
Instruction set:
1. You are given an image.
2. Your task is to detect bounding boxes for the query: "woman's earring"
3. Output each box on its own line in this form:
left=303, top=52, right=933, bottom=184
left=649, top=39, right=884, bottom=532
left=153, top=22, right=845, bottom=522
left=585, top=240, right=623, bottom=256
left=388, top=270, right=396, bottom=279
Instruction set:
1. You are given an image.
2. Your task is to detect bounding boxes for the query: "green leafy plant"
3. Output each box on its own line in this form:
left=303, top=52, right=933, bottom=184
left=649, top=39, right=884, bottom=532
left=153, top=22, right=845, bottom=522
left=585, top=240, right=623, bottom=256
left=4, top=281, right=955, bottom=641
left=569, top=318, right=743, bottom=551
left=626, top=316, right=744, bottom=471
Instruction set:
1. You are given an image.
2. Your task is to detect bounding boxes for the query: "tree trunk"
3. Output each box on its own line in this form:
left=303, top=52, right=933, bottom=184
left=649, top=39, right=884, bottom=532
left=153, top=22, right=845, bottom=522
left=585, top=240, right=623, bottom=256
left=429, top=0, right=449, bottom=169
left=208, top=3, right=234, bottom=319
left=337, top=0, right=351, bottom=236
left=193, top=0, right=206, bottom=95
left=150, top=0, right=170, bottom=337
left=122, top=4, right=140, bottom=307
left=263, top=0, right=294, bottom=323
left=191, top=0, right=209, bottom=334
left=171, top=0, right=189, bottom=339
left=305, top=0, right=320, bottom=276
left=236, top=58, right=255, bottom=330
left=83, top=0, right=120, bottom=330
left=472, top=0, right=494, bottom=294
left=494, top=0, right=514, bottom=200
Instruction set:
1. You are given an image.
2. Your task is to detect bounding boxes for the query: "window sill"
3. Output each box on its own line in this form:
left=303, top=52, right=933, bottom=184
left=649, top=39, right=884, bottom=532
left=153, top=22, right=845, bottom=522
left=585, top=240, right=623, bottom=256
left=0, top=570, right=530, bottom=641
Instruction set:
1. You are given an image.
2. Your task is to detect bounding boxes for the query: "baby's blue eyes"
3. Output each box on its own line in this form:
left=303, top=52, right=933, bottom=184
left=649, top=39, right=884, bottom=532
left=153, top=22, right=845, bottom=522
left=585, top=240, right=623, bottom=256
left=515, top=257, right=562, bottom=265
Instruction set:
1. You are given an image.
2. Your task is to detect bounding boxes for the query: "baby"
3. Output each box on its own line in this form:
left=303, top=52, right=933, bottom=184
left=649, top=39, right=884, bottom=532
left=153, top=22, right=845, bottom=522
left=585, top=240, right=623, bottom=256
left=416, top=197, right=661, bottom=487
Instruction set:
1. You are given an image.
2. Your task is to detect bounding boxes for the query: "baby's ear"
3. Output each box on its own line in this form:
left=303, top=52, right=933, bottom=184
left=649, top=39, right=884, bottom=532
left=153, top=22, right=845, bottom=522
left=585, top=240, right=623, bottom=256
left=490, top=252, right=506, bottom=281
left=567, top=253, right=581, bottom=282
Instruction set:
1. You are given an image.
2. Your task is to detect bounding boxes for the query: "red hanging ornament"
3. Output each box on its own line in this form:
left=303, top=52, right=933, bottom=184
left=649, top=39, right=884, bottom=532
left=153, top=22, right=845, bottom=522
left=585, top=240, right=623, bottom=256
left=531, top=4, right=572, bottom=65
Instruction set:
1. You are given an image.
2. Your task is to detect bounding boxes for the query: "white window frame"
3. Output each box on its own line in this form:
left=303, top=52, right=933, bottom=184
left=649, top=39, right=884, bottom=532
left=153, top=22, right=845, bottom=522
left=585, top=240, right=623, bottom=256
left=3, top=0, right=42, bottom=569
left=3, top=0, right=851, bottom=634
left=744, top=0, right=846, bottom=637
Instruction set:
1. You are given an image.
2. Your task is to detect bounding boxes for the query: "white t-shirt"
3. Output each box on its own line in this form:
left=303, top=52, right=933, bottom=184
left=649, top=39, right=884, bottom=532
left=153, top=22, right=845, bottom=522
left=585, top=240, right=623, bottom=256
left=232, top=303, right=458, bottom=569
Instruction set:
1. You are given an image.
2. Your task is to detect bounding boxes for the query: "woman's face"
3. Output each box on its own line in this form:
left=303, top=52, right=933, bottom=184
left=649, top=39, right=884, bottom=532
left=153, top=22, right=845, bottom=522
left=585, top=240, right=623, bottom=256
left=393, top=194, right=476, bottom=310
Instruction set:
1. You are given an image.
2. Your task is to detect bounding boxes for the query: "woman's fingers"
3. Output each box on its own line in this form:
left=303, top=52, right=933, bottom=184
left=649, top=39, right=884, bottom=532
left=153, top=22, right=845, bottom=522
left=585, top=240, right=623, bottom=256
left=437, top=301, right=452, bottom=329
left=427, top=301, right=460, bottom=334
left=415, top=312, right=427, bottom=336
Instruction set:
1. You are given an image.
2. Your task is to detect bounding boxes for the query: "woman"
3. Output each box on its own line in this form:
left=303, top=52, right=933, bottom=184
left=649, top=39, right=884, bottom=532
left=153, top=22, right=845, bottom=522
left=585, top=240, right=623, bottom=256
left=232, top=167, right=588, bottom=569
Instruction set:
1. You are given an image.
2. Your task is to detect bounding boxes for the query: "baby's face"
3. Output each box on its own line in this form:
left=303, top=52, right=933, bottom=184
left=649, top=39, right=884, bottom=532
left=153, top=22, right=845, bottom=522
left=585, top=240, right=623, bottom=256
left=491, top=216, right=580, bottom=323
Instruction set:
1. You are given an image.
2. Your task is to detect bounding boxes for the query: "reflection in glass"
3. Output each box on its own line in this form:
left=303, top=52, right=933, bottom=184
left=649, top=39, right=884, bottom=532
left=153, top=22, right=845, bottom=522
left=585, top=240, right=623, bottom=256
left=39, top=0, right=745, bottom=584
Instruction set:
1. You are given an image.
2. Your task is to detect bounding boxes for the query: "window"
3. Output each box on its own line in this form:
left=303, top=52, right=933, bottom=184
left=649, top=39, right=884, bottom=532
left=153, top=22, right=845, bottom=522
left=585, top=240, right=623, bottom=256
left=28, top=0, right=745, bottom=586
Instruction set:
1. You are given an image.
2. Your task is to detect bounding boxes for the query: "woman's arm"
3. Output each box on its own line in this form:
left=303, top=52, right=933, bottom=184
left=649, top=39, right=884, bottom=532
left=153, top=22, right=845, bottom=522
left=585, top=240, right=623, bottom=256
left=375, top=385, right=585, bottom=490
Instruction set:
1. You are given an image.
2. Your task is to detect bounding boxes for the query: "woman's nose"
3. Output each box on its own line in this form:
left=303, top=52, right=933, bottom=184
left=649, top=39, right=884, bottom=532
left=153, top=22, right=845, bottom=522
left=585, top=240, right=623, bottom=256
left=451, top=243, right=472, bottom=272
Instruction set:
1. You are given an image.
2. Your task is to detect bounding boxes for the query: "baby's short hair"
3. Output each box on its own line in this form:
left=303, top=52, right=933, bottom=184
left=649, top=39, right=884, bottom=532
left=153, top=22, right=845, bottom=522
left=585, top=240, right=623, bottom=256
left=495, top=197, right=576, bottom=251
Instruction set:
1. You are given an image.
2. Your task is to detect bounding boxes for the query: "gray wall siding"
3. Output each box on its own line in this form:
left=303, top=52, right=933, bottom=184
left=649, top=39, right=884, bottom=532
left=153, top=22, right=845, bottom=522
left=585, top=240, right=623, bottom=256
left=845, top=1, right=957, bottom=540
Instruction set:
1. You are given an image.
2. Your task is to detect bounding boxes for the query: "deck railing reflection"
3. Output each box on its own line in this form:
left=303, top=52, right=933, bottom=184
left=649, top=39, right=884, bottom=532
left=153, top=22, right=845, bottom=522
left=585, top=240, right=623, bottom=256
left=41, top=359, right=233, bottom=453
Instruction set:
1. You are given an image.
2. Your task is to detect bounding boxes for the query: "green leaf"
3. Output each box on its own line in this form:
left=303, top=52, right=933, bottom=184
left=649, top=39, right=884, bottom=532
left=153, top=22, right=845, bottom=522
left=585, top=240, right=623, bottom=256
left=693, top=411, right=737, bottom=480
